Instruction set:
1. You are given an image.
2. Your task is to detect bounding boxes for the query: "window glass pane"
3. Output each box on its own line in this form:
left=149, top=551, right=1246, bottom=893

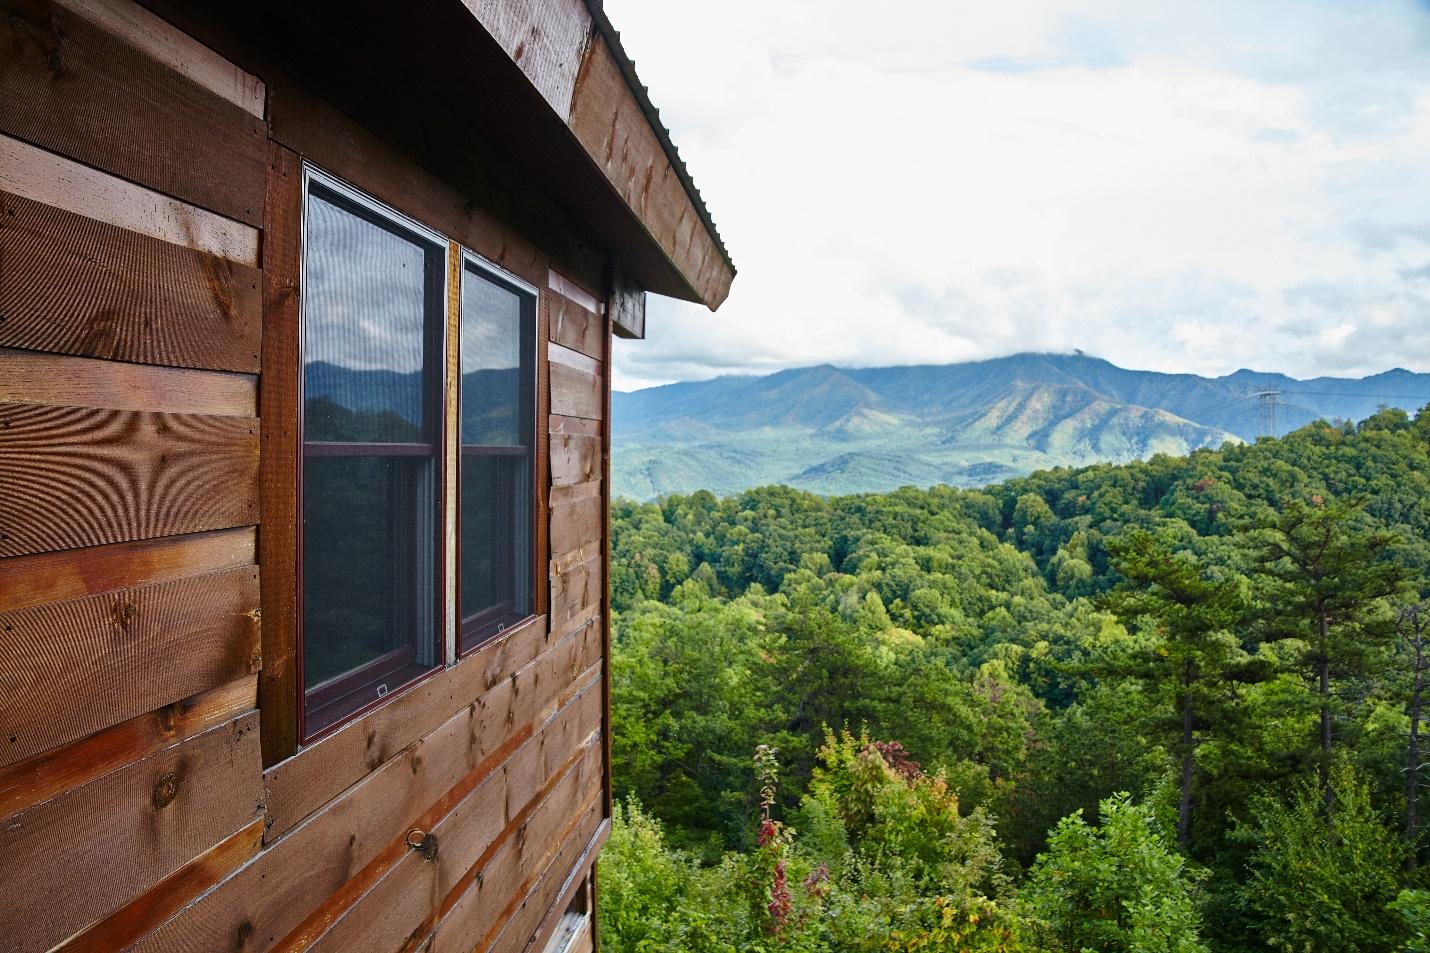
left=460, top=455, right=530, bottom=633
left=303, top=455, right=437, bottom=732
left=300, top=175, right=444, bottom=736
left=304, top=187, right=434, bottom=444
left=459, top=264, right=534, bottom=651
left=461, top=273, right=523, bottom=445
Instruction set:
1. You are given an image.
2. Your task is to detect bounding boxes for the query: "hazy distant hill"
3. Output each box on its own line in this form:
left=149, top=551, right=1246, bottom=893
left=612, top=353, right=1430, bottom=498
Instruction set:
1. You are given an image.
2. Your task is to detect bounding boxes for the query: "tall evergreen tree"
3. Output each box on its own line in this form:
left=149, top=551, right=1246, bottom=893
left=1245, top=496, right=1410, bottom=811
left=1401, top=601, right=1430, bottom=869
left=1104, top=530, right=1252, bottom=847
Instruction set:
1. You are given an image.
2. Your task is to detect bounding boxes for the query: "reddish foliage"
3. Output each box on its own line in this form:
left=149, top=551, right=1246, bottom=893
left=870, top=740, right=922, bottom=780
left=803, top=863, right=831, bottom=898
left=767, top=860, right=792, bottom=930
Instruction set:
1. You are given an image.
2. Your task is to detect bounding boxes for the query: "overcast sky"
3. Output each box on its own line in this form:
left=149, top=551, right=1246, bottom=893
left=602, top=0, right=1430, bottom=391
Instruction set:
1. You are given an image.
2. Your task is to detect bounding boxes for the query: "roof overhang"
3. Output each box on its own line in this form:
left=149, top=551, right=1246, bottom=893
left=206, top=0, right=734, bottom=314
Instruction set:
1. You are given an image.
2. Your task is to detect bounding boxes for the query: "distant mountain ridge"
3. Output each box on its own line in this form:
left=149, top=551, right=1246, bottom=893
left=612, top=353, right=1430, bottom=499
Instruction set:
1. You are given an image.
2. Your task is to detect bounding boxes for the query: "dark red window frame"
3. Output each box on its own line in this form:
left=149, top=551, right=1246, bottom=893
left=457, top=256, right=539, bottom=656
left=296, top=169, right=450, bottom=743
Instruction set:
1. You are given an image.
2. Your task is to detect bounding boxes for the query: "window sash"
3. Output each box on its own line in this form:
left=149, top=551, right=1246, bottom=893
left=457, top=254, right=538, bottom=656
left=290, top=164, right=547, bottom=746
left=297, top=165, right=449, bottom=743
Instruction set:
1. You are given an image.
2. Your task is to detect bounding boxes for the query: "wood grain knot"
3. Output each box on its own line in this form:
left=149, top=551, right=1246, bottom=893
left=111, top=597, right=138, bottom=628
left=152, top=770, right=180, bottom=809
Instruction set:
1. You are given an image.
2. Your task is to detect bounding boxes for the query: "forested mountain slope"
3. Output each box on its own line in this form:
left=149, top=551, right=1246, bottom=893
left=601, top=405, right=1430, bottom=952
left=612, top=353, right=1430, bottom=498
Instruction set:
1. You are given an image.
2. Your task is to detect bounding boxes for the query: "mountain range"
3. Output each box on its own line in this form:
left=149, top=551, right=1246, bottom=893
left=612, top=353, right=1430, bottom=499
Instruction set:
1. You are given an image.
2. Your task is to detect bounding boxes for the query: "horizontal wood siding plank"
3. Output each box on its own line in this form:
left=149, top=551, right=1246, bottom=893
left=548, top=479, right=600, bottom=507
left=548, top=414, right=600, bottom=437
left=549, top=361, right=602, bottom=421
left=433, top=687, right=601, bottom=915
left=0, top=526, right=255, bottom=613
left=548, top=294, right=603, bottom=358
left=0, top=710, right=263, bottom=953
left=549, top=429, right=599, bottom=486
left=0, top=675, right=255, bottom=818
left=522, top=847, right=600, bottom=953
left=0, top=349, right=257, bottom=415
left=127, top=661, right=602, bottom=953
left=0, top=135, right=260, bottom=265
left=264, top=614, right=557, bottom=840
left=550, top=540, right=601, bottom=577
left=547, top=340, right=599, bottom=374
left=0, top=566, right=260, bottom=768
left=547, top=270, right=601, bottom=314
left=479, top=797, right=603, bottom=953
left=56, top=816, right=265, bottom=953
left=550, top=557, right=600, bottom=639
left=430, top=712, right=604, bottom=953
left=52, top=0, right=266, bottom=119
left=299, top=722, right=602, bottom=953
left=0, top=402, right=259, bottom=557
left=550, top=492, right=602, bottom=564
left=0, top=2, right=266, bottom=225
left=0, top=190, right=262, bottom=372
left=264, top=621, right=597, bottom=841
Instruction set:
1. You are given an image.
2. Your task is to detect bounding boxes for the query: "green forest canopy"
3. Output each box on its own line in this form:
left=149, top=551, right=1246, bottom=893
left=600, top=406, right=1430, bottom=952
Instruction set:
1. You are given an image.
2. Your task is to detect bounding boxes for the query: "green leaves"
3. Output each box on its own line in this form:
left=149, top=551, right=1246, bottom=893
left=1022, top=793, right=1209, bottom=953
left=602, top=404, right=1430, bottom=952
left=1236, top=764, right=1404, bottom=952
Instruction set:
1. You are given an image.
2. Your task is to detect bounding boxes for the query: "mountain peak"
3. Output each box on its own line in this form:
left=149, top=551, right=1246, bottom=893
left=612, top=356, right=1430, bottom=499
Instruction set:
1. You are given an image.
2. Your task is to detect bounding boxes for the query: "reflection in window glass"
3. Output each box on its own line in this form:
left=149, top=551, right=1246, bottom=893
left=303, top=190, right=430, bottom=444
left=300, top=175, right=445, bottom=737
left=460, top=261, right=534, bottom=652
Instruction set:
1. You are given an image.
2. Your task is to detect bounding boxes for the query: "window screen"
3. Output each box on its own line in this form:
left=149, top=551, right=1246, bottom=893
left=459, top=259, right=536, bottom=652
left=300, top=174, right=446, bottom=736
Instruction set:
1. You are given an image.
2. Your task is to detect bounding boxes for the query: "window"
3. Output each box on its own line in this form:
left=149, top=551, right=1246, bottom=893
left=458, top=256, right=537, bottom=653
left=293, top=164, right=543, bottom=743
left=299, top=168, right=448, bottom=737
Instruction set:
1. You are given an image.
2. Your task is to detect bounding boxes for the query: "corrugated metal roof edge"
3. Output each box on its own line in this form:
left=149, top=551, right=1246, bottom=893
left=582, top=0, right=736, bottom=277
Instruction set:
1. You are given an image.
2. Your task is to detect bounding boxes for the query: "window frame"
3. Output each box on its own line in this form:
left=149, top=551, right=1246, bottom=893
left=456, top=250, right=542, bottom=657
left=295, top=163, right=453, bottom=744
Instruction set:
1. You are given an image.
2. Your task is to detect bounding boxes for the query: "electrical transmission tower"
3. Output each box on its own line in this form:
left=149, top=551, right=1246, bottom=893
left=1251, top=389, right=1283, bottom=437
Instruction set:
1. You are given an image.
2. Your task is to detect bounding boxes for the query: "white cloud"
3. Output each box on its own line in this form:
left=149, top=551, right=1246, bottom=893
left=604, top=0, right=1430, bottom=390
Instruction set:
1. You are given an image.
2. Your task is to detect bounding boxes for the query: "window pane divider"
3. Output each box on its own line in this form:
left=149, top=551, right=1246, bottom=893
left=303, top=441, right=435, bottom=457
left=460, top=445, right=530, bottom=456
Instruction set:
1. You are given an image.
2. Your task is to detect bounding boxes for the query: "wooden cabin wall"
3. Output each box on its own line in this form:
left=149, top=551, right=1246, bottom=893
left=0, top=0, right=612, bottom=950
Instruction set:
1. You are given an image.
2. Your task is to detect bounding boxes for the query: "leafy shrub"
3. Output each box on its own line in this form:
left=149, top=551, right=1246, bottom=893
left=1022, top=792, right=1208, bottom=953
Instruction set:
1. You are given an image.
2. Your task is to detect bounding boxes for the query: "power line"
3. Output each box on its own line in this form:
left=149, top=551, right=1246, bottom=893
left=1176, top=387, right=1429, bottom=423
left=1277, top=389, right=1429, bottom=401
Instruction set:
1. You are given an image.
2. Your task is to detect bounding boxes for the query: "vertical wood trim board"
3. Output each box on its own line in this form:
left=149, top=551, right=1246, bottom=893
left=446, top=241, right=463, bottom=661
left=257, top=143, right=303, bottom=766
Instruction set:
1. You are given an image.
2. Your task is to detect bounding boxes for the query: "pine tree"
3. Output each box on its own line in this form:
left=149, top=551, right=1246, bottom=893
left=1104, top=529, right=1252, bottom=847
left=1245, top=496, right=1410, bottom=812
left=1401, top=601, right=1430, bottom=870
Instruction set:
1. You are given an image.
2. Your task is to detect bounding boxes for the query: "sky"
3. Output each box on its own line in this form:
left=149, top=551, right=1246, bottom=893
left=602, top=0, right=1430, bottom=392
